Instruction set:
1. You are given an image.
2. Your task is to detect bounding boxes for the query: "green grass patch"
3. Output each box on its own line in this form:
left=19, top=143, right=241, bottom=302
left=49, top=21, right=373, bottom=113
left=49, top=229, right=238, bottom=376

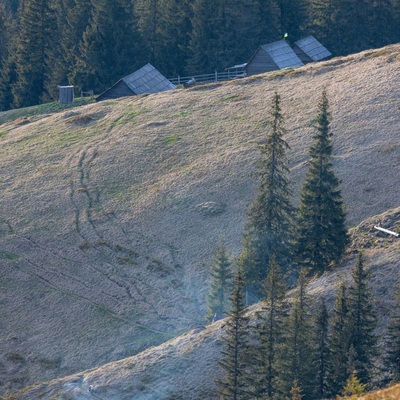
left=112, top=107, right=149, bottom=126
left=0, top=130, right=8, bottom=138
left=172, top=109, right=191, bottom=118
left=0, top=98, right=95, bottom=125
left=222, top=94, right=245, bottom=102
left=163, top=135, right=181, bottom=145
left=0, top=249, right=20, bottom=260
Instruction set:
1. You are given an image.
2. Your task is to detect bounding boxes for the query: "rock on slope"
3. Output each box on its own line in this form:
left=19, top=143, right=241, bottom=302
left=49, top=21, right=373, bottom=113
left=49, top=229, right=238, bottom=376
left=0, top=44, right=400, bottom=395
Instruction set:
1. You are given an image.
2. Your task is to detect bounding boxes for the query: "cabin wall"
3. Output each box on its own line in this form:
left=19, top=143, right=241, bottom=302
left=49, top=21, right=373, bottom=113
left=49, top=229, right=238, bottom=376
left=245, top=49, right=278, bottom=76
left=96, top=81, right=134, bottom=101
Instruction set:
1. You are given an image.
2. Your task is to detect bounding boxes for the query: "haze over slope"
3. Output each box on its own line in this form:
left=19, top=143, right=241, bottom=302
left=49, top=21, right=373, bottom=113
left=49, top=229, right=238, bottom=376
left=0, top=44, right=400, bottom=395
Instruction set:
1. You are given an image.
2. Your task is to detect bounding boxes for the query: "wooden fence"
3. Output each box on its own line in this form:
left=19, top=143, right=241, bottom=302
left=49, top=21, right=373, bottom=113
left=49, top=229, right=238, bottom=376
left=168, top=70, right=246, bottom=86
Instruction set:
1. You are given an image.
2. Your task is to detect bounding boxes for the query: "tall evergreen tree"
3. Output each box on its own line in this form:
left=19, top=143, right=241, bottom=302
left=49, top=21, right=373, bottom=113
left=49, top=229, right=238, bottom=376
left=329, top=0, right=372, bottom=55
left=385, top=285, right=400, bottom=382
left=369, top=0, right=396, bottom=49
left=307, top=0, right=336, bottom=53
left=347, top=253, right=378, bottom=385
left=239, top=92, right=294, bottom=299
left=187, top=0, right=262, bottom=74
left=295, top=90, right=349, bottom=275
left=206, top=242, right=234, bottom=323
left=327, top=282, right=351, bottom=397
left=216, top=268, right=253, bottom=399
left=71, top=0, right=145, bottom=94
left=276, top=269, right=314, bottom=398
left=279, top=0, right=308, bottom=39
left=313, top=298, right=330, bottom=400
left=0, top=4, right=8, bottom=71
left=258, top=0, right=281, bottom=43
left=152, top=0, right=192, bottom=76
left=135, top=0, right=161, bottom=67
left=11, top=0, right=58, bottom=107
left=253, top=256, right=289, bottom=399
left=52, top=0, right=92, bottom=88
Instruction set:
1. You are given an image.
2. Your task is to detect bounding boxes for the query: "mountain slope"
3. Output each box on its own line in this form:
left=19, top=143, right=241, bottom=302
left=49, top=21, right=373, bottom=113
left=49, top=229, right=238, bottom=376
left=0, top=44, right=400, bottom=395
left=4, top=206, right=400, bottom=399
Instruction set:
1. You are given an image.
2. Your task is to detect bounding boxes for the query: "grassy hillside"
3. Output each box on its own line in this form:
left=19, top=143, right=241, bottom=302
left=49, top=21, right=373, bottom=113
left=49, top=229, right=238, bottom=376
left=3, top=215, right=400, bottom=399
left=0, top=43, right=400, bottom=396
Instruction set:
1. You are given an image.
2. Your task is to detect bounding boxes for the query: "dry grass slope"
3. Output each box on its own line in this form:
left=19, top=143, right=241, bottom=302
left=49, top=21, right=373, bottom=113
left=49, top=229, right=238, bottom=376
left=349, top=384, right=400, bottom=399
left=0, top=43, right=400, bottom=397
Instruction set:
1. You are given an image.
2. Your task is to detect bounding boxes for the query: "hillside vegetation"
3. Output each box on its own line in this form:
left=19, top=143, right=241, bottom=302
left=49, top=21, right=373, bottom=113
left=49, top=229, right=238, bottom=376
left=0, top=44, right=400, bottom=397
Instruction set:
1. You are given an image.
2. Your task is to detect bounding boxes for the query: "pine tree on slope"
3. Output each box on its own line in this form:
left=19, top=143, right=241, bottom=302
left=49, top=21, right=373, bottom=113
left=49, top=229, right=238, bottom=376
left=253, top=256, right=289, bottom=399
left=347, top=253, right=378, bottom=386
left=239, top=92, right=294, bottom=299
left=385, top=285, right=400, bottom=382
left=71, top=0, right=145, bottom=94
left=206, top=242, right=234, bottom=323
left=295, top=90, right=349, bottom=275
left=327, top=282, right=351, bottom=397
left=276, top=269, right=314, bottom=398
left=216, top=268, right=253, bottom=400
left=11, top=0, right=58, bottom=107
left=313, top=298, right=330, bottom=400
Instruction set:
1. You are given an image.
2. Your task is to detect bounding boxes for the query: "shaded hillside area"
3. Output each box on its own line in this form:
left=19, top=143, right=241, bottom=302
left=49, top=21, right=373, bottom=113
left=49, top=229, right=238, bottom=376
left=0, top=44, right=400, bottom=395
left=4, top=207, right=400, bottom=399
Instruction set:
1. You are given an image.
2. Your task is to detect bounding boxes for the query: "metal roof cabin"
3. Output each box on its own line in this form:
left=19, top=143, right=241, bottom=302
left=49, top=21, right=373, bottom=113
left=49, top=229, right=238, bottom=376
left=292, top=35, right=332, bottom=63
left=96, top=63, right=176, bottom=101
left=245, top=40, right=304, bottom=76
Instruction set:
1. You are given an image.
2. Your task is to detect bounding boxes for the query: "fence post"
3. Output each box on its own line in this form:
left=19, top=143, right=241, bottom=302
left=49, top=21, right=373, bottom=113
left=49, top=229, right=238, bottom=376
left=215, top=71, right=218, bottom=82
left=178, top=76, right=180, bottom=85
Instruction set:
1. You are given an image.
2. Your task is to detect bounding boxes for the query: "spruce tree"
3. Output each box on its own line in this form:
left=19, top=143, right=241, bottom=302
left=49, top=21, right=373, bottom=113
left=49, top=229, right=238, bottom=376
left=152, top=0, right=192, bottom=76
left=279, top=0, right=308, bottom=39
left=295, top=90, right=349, bottom=275
left=253, top=256, right=289, bottom=399
left=330, top=0, right=373, bottom=55
left=135, top=0, right=161, bottom=67
left=313, top=298, right=330, bottom=400
left=240, top=92, right=294, bottom=299
left=307, top=0, right=336, bottom=52
left=327, top=282, right=351, bottom=397
left=0, top=4, right=15, bottom=111
left=385, top=285, right=400, bottom=382
left=347, top=253, right=378, bottom=385
left=341, top=371, right=366, bottom=397
left=71, top=0, right=145, bottom=94
left=290, top=379, right=304, bottom=400
left=216, top=268, right=253, bottom=399
left=206, top=242, right=234, bottom=323
left=276, top=269, right=314, bottom=399
left=11, top=0, right=58, bottom=107
left=0, top=4, right=8, bottom=71
left=258, top=0, right=281, bottom=43
left=53, top=0, right=92, bottom=89
left=187, top=0, right=262, bottom=74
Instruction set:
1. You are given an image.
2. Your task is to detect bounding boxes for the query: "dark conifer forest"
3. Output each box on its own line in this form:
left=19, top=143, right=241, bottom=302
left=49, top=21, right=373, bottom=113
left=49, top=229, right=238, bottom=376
left=0, top=0, right=399, bottom=110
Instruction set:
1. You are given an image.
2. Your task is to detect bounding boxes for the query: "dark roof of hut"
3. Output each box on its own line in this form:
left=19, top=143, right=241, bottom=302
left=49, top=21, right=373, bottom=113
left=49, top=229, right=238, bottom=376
left=293, top=35, right=332, bottom=61
left=122, top=63, right=176, bottom=94
left=96, top=64, right=175, bottom=101
left=259, top=40, right=304, bottom=69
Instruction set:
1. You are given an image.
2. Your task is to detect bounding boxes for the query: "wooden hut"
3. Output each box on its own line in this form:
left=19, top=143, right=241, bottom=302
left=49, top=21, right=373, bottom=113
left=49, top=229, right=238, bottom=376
left=96, top=64, right=176, bottom=101
left=244, top=40, right=303, bottom=76
left=292, top=35, right=332, bottom=63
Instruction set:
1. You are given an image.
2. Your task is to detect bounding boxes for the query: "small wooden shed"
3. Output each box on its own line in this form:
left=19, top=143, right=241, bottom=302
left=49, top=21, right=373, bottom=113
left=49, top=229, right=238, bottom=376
left=292, top=35, right=332, bottom=63
left=96, top=64, right=176, bottom=101
left=245, top=40, right=304, bottom=76
left=58, top=85, right=74, bottom=103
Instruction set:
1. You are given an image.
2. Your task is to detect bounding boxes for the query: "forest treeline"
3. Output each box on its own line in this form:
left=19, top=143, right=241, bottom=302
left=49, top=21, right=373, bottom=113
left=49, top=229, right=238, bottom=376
left=0, top=0, right=400, bottom=110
